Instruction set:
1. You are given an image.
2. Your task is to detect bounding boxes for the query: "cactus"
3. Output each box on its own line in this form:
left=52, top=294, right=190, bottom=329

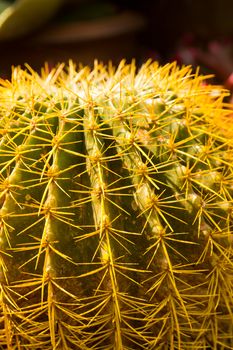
left=0, top=60, right=233, bottom=349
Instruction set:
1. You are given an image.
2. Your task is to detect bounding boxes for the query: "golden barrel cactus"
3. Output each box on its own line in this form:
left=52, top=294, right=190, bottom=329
left=0, top=61, right=232, bottom=349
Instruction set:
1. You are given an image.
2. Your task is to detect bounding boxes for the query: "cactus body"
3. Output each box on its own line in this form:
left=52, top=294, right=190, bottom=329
left=0, top=61, right=233, bottom=349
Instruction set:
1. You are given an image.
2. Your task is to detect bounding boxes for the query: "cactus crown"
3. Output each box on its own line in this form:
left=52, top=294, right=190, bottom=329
left=0, top=60, right=233, bottom=349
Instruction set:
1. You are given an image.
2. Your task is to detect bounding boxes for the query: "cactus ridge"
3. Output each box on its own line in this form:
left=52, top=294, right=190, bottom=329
left=0, top=60, right=232, bottom=349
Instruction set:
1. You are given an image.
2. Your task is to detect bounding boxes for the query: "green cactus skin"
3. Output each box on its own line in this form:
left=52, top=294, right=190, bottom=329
left=0, top=60, right=233, bottom=349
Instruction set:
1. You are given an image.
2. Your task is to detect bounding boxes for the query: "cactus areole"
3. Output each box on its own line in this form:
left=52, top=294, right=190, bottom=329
left=0, top=61, right=233, bottom=349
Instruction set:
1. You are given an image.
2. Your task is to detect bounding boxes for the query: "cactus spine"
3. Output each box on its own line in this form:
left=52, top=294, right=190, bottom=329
left=0, top=60, right=232, bottom=349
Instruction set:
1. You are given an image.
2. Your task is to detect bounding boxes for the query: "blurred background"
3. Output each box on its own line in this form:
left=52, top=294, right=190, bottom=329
left=0, top=0, right=233, bottom=97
